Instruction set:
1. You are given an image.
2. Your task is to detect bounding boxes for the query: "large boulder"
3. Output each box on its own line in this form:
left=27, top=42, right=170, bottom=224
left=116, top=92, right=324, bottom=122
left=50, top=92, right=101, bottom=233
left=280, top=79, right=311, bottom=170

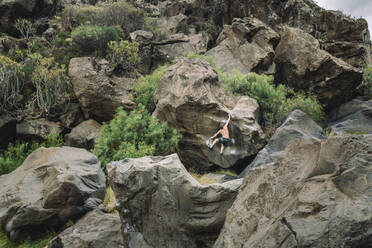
left=154, top=57, right=266, bottom=170
left=0, top=115, right=16, bottom=148
left=327, top=97, right=372, bottom=135
left=274, top=27, right=362, bottom=108
left=214, top=135, right=372, bottom=248
left=64, top=119, right=101, bottom=150
left=68, top=57, right=136, bottom=122
left=0, top=0, right=60, bottom=35
left=240, top=110, right=325, bottom=176
left=0, top=147, right=106, bottom=241
left=206, top=17, right=280, bottom=74
left=16, top=118, right=62, bottom=140
left=107, top=154, right=243, bottom=248
left=48, top=210, right=124, bottom=248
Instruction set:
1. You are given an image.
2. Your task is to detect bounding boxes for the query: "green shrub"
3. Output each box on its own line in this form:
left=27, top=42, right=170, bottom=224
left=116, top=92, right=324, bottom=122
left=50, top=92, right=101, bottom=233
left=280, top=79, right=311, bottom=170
left=30, top=55, right=72, bottom=117
left=0, top=56, right=24, bottom=113
left=71, top=25, right=119, bottom=55
left=0, top=133, right=63, bottom=176
left=0, top=229, right=55, bottom=248
left=14, top=19, right=35, bottom=41
left=107, top=40, right=140, bottom=75
left=62, top=2, right=144, bottom=37
left=362, top=67, right=372, bottom=99
left=93, top=105, right=181, bottom=170
left=132, top=64, right=170, bottom=113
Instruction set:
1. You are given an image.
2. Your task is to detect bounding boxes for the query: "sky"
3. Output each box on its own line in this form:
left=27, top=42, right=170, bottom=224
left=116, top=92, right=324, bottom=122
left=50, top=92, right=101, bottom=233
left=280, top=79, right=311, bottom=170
left=316, top=0, right=372, bottom=34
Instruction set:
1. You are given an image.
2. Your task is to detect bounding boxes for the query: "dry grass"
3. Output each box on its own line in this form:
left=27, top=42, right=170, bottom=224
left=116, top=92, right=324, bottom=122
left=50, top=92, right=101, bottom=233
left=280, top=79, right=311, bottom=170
left=103, top=186, right=117, bottom=213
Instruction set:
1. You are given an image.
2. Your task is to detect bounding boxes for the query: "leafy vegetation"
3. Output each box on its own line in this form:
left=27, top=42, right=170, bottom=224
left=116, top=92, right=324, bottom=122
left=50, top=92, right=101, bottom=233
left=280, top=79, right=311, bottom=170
left=107, top=40, right=140, bottom=76
left=14, top=19, right=35, bottom=41
left=0, top=229, right=55, bottom=248
left=71, top=25, right=119, bottom=55
left=93, top=105, right=181, bottom=170
left=0, top=133, right=63, bottom=176
left=0, top=56, right=24, bottom=113
left=132, top=64, right=170, bottom=113
left=362, top=67, right=372, bottom=99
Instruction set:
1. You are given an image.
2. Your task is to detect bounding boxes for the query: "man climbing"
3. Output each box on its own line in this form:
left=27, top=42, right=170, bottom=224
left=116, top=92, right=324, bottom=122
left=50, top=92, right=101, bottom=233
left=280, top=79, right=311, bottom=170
left=209, top=113, right=231, bottom=154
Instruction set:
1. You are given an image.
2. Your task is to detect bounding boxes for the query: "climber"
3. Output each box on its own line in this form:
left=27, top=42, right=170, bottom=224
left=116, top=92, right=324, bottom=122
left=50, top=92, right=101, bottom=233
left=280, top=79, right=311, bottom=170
left=209, top=113, right=231, bottom=154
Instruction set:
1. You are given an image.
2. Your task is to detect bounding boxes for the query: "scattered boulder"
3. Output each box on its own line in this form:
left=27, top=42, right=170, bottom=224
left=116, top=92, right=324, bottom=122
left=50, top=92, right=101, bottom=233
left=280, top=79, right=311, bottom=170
left=214, top=135, right=372, bottom=248
left=274, top=27, right=362, bottom=108
left=154, top=57, right=266, bottom=170
left=68, top=57, right=136, bottom=122
left=206, top=17, right=280, bottom=74
left=65, top=119, right=101, bottom=150
left=48, top=210, right=124, bottom=248
left=327, top=97, right=372, bottom=135
left=16, top=118, right=62, bottom=140
left=58, top=103, right=84, bottom=129
left=240, top=110, right=325, bottom=176
left=0, top=147, right=106, bottom=241
left=0, top=115, right=16, bottom=148
left=107, top=154, right=243, bottom=248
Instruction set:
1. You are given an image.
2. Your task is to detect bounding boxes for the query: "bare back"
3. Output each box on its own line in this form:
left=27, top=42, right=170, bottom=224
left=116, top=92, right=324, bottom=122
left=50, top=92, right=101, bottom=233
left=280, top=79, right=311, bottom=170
left=219, top=126, right=229, bottom=139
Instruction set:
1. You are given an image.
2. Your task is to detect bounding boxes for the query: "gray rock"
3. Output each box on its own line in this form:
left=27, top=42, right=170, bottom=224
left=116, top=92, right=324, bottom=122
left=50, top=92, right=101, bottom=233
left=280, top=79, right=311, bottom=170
left=206, top=17, right=280, bottom=75
left=48, top=210, right=124, bottom=248
left=16, top=118, right=62, bottom=140
left=0, top=115, right=16, bottom=148
left=240, top=110, right=325, bottom=176
left=154, top=57, right=266, bottom=170
left=0, top=147, right=106, bottom=241
left=327, top=98, right=372, bottom=135
left=215, top=135, right=372, bottom=248
left=107, top=154, right=243, bottom=248
left=68, top=57, right=136, bottom=122
left=274, top=27, right=362, bottom=108
left=58, top=103, right=84, bottom=129
left=64, top=119, right=101, bottom=150
left=130, top=30, right=154, bottom=43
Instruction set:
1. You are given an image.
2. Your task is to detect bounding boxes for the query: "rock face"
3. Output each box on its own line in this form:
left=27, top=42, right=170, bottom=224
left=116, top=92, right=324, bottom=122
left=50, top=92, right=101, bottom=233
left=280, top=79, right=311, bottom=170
left=68, top=57, right=136, bottom=122
left=0, top=115, right=16, bottom=148
left=108, top=154, right=243, bottom=248
left=154, top=57, right=266, bottom=170
left=214, top=135, right=372, bottom=248
left=274, top=27, right=362, bottom=108
left=206, top=17, right=280, bottom=74
left=48, top=210, right=124, bottom=248
left=16, top=118, right=62, bottom=140
left=240, top=110, right=325, bottom=176
left=0, top=0, right=60, bottom=35
left=0, top=147, right=106, bottom=241
left=327, top=98, right=372, bottom=135
left=65, top=119, right=101, bottom=150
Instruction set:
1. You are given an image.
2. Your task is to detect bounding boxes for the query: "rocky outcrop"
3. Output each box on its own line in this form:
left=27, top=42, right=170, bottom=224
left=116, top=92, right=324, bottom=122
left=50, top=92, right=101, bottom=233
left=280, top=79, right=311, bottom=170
left=240, top=110, right=325, bottom=176
left=0, top=147, right=106, bottom=241
left=215, top=135, right=372, bottom=248
left=68, top=57, right=136, bottom=122
left=65, top=119, right=101, bottom=150
left=58, top=103, right=84, bottom=129
left=327, top=98, right=372, bottom=135
left=0, top=115, right=16, bottom=148
left=48, top=210, right=124, bottom=248
left=206, top=17, right=280, bottom=74
left=154, top=57, right=266, bottom=170
left=0, top=0, right=60, bottom=35
left=274, top=27, right=362, bottom=108
left=108, top=154, right=243, bottom=248
left=16, top=118, right=62, bottom=140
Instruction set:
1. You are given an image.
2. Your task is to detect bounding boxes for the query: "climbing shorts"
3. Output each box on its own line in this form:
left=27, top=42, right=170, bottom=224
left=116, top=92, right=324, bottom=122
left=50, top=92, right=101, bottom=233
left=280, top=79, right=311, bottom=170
left=218, top=137, right=230, bottom=144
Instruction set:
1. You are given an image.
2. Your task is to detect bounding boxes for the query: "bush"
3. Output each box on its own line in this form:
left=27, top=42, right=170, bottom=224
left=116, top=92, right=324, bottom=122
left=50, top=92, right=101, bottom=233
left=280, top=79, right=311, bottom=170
left=0, top=133, right=63, bottom=176
left=30, top=55, right=72, bottom=117
left=14, top=19, right=35, bottom=41
left=71, top=25, right=119, bottom=55
left=107, top=40, right=140, bottom=75
left=132, top=64, right=170, bottom=113
left=362, top=67, right=372, bottom=99
left=0, top=56, right=24, bottom=113
left=93, top=105, right=181, bottom=170
left=62, top=2, right=144, bottom=37
left=221, top=70, right=324, bottom=126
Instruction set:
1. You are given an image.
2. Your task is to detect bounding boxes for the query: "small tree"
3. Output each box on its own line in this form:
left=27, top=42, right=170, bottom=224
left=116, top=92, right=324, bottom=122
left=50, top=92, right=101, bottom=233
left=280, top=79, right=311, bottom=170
left=14, top=19, right=35, bottom=41
left=107, top=40, right=140, bottom=75
left=0, top=56, right=24, bottom=113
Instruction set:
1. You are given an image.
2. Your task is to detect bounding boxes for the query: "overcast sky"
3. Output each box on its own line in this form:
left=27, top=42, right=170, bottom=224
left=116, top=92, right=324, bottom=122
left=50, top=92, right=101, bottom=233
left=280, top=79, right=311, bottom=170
left=316, top=0, right=372, bottom=34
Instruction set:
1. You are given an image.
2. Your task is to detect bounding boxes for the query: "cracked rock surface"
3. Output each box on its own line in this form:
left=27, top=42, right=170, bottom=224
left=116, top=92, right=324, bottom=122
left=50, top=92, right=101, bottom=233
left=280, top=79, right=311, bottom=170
left=214, top=135, right=372, bottom=248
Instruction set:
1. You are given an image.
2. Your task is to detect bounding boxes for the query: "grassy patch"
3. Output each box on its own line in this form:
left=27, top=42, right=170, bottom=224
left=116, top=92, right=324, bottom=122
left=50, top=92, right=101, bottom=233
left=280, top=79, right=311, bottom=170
left=0, top=230, right=55, bottom=248
left=103, top=186, right=116, bottom=213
